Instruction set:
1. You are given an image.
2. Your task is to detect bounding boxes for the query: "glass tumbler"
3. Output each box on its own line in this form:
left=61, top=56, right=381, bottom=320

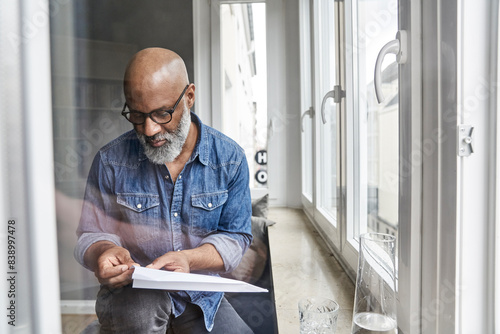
left=299, top=297, right=339, bottom=334
left=351, top=233, right=397, bottom=334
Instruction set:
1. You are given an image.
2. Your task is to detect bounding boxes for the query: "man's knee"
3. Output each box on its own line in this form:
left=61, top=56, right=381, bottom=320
left=96, top=285, right=172, bottom=333
left=212, top=298, right=254, bottom=334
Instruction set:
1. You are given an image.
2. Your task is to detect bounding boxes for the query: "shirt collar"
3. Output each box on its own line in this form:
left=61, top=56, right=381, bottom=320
left=189, top=111, right=209, bottom=166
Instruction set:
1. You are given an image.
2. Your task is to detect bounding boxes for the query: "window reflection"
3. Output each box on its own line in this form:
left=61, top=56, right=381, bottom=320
left=219, top=3, right=268, bottom=190
left=50, top=0, right=196, bottom=328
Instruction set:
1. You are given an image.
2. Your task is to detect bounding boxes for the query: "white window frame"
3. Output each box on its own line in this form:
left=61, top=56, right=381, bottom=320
left=308, top=0, right=343, bottom=252
left=456, top=0, right=497, bottom=332
left=496, top=2, right=500, bottom=329
left=299, top=0, right=315, bottom=211
left=1, top=0, right=62, bottom=332
left=496, top=7, right=500, bottom=325
left=193, top=0, right=212, bottom=126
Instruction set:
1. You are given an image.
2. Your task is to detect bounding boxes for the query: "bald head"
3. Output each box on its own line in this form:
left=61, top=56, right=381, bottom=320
left=124, top=48, right=189, bottom=103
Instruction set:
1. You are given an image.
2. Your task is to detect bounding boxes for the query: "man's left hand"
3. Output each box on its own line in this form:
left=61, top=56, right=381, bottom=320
left=146, top=244, right=225, bottom=273
left=146, top=251, right=190, bottom=272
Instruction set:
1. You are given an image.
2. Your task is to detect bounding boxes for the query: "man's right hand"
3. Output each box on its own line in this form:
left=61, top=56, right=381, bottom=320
left=84, top=241, right=139, bottom=289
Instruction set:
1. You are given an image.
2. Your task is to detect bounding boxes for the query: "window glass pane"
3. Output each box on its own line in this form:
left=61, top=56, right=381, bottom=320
left=316, top=0, right=338, bottom=223
left=49, top=1, right=196, bottom=330
left=352, top=0, right=398, bottom=239
left=220, top=3, right=268, bottom=189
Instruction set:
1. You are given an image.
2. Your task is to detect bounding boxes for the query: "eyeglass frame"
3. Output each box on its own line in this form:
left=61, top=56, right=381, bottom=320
left=121, top=84, right=189, bottom=125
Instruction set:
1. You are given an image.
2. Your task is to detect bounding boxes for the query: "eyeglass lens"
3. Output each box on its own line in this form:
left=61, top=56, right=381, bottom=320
left=126, top=110, right=172, bottom=124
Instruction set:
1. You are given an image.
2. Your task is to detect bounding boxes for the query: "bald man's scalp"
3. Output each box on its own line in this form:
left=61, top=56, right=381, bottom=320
left=123, top=48, right=189, bottom=100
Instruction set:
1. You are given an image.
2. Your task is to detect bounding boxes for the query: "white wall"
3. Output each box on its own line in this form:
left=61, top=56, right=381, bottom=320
left=264, top=0, right=302, bottom=207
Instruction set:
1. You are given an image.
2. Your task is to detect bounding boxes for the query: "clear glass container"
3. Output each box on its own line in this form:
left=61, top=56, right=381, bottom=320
left=299, top=297, right=340, bottom=334
left=351, top=233, right=397, bottom=334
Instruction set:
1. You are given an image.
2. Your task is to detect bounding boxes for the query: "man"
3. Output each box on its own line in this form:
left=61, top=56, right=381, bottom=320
left=75, top=48, right=253, bottom=333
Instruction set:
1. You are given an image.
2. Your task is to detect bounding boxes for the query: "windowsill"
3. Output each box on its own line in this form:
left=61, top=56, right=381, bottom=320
left=267, top=207, right=355, bottom=333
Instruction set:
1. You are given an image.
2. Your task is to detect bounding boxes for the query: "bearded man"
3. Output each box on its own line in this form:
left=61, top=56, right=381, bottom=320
left=75, top=48, right=253, bottom=334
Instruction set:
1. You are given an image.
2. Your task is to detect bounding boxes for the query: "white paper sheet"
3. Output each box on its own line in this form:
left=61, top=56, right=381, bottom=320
left=132, top=266, right=268, bottom=293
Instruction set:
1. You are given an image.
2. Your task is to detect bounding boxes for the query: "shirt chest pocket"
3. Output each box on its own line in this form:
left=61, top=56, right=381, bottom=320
left=190, top=190, right=228, bottom=236
left=117, top=193, right=160, bottom=241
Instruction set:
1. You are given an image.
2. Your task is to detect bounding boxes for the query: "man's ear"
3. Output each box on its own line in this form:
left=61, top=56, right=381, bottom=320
left=186, top=84, right=195, bottom=109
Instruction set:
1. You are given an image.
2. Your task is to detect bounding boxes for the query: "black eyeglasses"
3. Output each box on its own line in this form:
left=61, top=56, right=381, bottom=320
left=121, top=85, right=189, bottom=125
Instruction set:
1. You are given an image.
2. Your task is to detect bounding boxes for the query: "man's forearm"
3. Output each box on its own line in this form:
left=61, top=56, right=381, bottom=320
left=181, top=243, right=225, bottom=272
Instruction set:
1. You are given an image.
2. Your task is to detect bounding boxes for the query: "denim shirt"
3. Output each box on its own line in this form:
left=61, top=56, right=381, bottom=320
left=75, top=112, right=252, bottom=331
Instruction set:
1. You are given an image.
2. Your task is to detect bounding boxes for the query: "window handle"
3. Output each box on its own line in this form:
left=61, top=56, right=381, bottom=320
left=321, top=90, right=335, bottom=124
left=320, top=85, right=344, bottom=124
left=374, top=30, right=408, bottom=104
left=301, top=106, right=314, bottom=132
left=268, top=116, right=276, bottom=140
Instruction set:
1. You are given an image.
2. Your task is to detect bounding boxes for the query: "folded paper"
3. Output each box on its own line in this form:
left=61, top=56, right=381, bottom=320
left=132, top=266, right=268, bottom=293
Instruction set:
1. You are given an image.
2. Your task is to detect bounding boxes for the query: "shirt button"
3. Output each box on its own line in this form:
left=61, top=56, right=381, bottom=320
left=165, top=175, right=170, bottom=179
left=179, top=175, right=182, bottom=179
left=173, top=213, right=178, bottom=217
left=208, top=203, right=213, bottom=208
left=136, top=203, right=142, bottom=209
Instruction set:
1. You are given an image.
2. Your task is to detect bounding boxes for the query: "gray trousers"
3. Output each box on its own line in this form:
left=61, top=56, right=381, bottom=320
left=95, top=285, right=253, bottom=334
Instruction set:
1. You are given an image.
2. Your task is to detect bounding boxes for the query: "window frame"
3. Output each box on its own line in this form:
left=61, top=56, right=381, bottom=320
left=299, top=0, right=424, bottom=332
left=1, top=0, right=62, bottom=332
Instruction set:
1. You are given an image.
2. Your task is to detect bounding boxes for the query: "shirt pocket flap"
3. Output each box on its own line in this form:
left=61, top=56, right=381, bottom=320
left=117, top=193, right=160, bottom=213
left=191, top=191, right=228, bottom=211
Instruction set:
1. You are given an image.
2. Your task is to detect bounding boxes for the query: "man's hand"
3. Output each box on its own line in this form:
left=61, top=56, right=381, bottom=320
left=146, top=251, right=191, bottom=273
left=146, top=243, right=225, bottom=273
left=85, top=241, right=139, bottom=288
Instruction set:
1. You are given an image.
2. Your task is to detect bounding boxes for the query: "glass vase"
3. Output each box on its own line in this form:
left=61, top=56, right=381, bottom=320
left=351, top=233, right=397, bottom=334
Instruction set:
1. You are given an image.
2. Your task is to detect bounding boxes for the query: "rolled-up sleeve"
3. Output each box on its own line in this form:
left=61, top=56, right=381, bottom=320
left=201, top=232, right=252, bottom=273
left=74, top=152, right=122, bottom=269
left=200, top=155, right=253, bottom=273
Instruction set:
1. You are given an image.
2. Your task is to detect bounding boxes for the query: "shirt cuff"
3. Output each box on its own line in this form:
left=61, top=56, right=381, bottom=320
left=74, top=233, right=123, bottom=270
left=200, top=232, right=252, bottom=273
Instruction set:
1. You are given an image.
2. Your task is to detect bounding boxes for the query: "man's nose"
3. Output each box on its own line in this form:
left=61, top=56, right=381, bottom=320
left=142, top=116, right=161, bottom=137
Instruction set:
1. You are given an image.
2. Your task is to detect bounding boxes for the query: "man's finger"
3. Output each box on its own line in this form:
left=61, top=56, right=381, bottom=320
left=145, top=261, right=162, bottom=269
left=98, top=266, right=134, bottom=287
left=117, top=252, right=134, bottom=265
left=99, top=263, right=129, bottom=279
left=145, top=255, right=168, bottom=269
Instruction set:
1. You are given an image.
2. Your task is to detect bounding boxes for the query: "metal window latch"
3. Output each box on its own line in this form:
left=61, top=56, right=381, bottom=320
left=457, top=125, right=474, bottom=157
left=321, top=85, right=345, bottom=124
left=301, top=106, right=314, bottom=132
left=332, top=85, right=345, bottom=103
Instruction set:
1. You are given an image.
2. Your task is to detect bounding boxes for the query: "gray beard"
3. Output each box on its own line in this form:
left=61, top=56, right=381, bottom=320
left=136, top=107, right=192, bottom=164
